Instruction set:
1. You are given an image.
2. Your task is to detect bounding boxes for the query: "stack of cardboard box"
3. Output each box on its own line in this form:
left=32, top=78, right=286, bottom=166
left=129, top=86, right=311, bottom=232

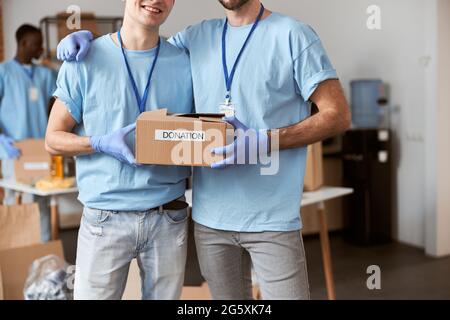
left=2, top=139, right=51, bottom=185
left=0, top=203, right=64, bottom=300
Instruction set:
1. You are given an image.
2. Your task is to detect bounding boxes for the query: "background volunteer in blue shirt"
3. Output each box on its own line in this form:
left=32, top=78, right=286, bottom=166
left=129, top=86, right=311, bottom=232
left=46, top=0, right=194, bottom=300
left=58, top=0, right=351, bottom=300
left=0, top=24, right=56, bottom=242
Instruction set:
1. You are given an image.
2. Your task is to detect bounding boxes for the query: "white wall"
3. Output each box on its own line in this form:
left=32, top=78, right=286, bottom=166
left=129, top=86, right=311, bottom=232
left=3, top=0, right=440, bottom=250
left=431, top=0, right=450, bottom=256
left=423, top=0, right=438, bottom=256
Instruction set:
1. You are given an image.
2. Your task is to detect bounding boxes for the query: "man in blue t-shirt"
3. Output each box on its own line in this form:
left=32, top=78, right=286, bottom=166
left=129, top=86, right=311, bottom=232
left=46, top=0, right=194, bottom=300
left=0, top=24, right=57, bottom=242
left=57, top=0, right=351, bottom=300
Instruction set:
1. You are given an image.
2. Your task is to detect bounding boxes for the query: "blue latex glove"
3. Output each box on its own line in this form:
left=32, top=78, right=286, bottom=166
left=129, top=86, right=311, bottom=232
left=0, top=134, right=20, bottom=159
left=211, top=117, right=269, bottom=169
left=56, top=30, right=94, bottom=62
left=90, top=124, right=138, bottom=166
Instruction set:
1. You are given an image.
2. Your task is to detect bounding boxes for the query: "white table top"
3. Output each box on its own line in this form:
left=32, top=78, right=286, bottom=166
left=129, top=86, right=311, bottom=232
left=300, top=186, right=354, bottom=207
left=0, top=179, right=78, bottom=197
left=0, top=178, right=353, bottom=206
left=185, top=186, right=353, bottom=208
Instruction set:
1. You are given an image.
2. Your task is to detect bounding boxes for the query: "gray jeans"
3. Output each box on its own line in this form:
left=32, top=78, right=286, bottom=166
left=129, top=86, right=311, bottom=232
left=194, top=223, right=310, bottom=300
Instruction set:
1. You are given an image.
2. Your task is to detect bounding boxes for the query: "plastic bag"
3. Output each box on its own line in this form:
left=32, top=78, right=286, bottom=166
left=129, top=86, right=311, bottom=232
left=23, top=254, right=73, bottom=300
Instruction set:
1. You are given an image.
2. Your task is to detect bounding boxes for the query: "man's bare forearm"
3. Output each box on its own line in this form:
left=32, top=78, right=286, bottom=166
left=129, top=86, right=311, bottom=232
left=270, top=80, right=351, bottom=150
left=274, top=107, right=350, bottom=150
left=46, top=99, right=95, bottom=157
left=45, top=131, right=93, bottom=157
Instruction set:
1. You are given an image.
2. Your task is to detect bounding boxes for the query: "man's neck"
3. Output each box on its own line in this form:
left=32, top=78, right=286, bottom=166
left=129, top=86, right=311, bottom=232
left=15, top=52, right=32, bottom=65
left=225, top=0, right=271, bottom=27
left=117, top=18, right=159, bottom=51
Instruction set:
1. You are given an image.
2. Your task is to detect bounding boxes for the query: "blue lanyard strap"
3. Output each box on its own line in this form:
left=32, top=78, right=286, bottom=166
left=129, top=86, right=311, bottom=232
left=14, top=58, right=35, bottom=81
left=222, top=4, right=265, bottom=100
left=118, top=30, right=160, bottom=114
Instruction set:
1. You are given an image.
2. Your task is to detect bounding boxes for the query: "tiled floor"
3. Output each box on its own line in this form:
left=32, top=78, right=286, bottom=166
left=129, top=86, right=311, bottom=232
left=60, top=229, right=450, bottom=300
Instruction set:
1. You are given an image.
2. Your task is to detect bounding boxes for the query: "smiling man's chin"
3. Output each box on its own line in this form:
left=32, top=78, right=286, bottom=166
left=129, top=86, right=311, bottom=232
left=218, top=0, right=251, bottom=11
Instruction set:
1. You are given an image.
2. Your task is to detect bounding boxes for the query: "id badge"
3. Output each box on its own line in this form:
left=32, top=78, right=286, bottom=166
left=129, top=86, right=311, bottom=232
left=219, top=103, right=236, bottom=118
left=29, top=87, right=39, bottom=102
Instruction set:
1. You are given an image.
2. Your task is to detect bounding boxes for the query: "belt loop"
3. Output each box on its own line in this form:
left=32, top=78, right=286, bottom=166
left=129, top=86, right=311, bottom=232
left=159, top=205, right=164, bottom=214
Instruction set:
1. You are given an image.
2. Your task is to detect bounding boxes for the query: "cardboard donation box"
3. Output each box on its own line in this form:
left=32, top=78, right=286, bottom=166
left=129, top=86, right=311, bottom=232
left=12, top=139, right=51, bottom=185
left=0, top=203, right=64, bottom=300
left=136, top=109, right=234, bottom=167
left=304, top=142, right=324, bottom=191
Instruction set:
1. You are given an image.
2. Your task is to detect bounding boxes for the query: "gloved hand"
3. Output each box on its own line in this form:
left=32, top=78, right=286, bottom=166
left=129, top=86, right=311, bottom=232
left=90, top=124, right=138, bottom=166
left=56, top=30, right=94, bottom=62
left=211, top=117, right=269, bottom=169
left=0, top=134, right=21, bottom=159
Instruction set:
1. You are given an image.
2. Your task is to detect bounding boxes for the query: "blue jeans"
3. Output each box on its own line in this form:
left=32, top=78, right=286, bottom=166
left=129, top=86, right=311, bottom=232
left=74, top=201, right=189, bottom=300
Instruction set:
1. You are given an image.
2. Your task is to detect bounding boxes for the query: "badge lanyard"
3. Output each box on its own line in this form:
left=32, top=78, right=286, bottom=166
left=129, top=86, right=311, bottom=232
left=118, top=29, right=160, bottom=114
left=220, top=3, right=265, bottom=116
left=14, top=57, right=38, bottom=102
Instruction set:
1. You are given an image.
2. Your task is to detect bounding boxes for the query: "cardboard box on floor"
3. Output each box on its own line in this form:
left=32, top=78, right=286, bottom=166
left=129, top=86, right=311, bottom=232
left=0, top=241, right=64, bottom=300
left=5, top=139, right=52, bottom=185
left=136, top=109, right=234, bottom=167
left=304, top=142, right=324, bottom=191
left=0, top=203, right=64, bottom=300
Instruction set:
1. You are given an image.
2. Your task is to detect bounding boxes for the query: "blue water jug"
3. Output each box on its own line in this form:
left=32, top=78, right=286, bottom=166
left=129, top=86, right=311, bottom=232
left=351, top=79, right=383, bottom=128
